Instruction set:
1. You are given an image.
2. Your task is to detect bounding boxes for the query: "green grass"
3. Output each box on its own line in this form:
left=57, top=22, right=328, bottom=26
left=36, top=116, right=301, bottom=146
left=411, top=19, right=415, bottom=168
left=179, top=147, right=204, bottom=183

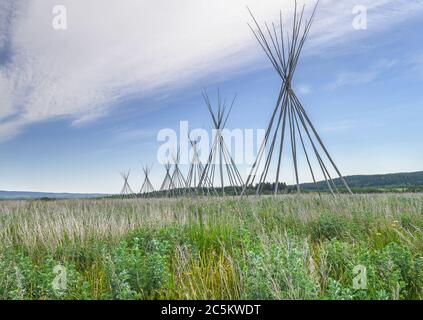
left=0, top=194, right=422, bottom=300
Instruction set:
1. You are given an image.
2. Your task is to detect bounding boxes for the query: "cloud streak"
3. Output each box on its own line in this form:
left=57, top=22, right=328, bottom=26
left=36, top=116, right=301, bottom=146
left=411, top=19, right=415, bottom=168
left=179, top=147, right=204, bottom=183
left=326, top=59, right=398, bottom=90
left=1, top=0, right=422, bottom=141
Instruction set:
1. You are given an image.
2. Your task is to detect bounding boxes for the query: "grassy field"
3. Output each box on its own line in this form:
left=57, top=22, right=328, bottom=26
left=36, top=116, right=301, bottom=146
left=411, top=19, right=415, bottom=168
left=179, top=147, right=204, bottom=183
left=0, top=194, right=422, bottom=300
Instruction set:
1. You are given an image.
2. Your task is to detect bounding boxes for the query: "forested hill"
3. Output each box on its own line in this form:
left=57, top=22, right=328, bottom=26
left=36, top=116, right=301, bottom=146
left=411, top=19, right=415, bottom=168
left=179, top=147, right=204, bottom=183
left=300, top=171, right=423, bottom=191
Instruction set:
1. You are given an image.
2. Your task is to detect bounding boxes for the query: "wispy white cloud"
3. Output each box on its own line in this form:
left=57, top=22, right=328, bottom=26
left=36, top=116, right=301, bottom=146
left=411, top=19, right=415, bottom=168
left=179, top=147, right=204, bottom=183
left=405, top=53, right=423, bottom=77
left=110, top=128, right=157, bottom=144
left=0, top=71, right=13, bottom=118
left=320, top=118, right=386, bottom=133
left=0, top=0, right=15, bottom=49
left=326, top=59, right=398, bottom=90
left=1, top=0, right=422, bottom=142
left=296, top=84, right=312, bottom=95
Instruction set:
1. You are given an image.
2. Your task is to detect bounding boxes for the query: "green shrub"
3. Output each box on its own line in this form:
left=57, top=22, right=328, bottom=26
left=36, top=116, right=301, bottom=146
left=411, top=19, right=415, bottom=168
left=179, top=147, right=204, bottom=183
left=312, top=212, right=349, bottom=241
left=0, top=250, right=89, bottom=299
left=321, top=240, right=423, bottom=300
left=240, top=237, right=318, bottom=300
left=105, top=237, right=171, bottom=299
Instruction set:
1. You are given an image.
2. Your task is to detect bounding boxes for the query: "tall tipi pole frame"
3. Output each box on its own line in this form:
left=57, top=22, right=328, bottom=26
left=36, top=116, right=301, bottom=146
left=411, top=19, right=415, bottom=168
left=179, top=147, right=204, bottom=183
left=139, top=164, right=155, bottom=197
left=242, top=1, right=352, bottom=196
left=198, top=90, right=244, bottom=196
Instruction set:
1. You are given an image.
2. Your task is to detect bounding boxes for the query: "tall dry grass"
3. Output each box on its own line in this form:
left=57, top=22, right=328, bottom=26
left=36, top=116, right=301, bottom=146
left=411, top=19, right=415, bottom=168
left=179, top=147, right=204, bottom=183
left=0, top=194, right=422, bottom=299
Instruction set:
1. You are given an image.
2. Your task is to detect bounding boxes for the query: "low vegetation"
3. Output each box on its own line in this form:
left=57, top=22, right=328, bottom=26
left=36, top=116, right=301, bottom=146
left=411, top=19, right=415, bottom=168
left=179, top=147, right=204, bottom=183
left=0, top=194, right=422, bottom=300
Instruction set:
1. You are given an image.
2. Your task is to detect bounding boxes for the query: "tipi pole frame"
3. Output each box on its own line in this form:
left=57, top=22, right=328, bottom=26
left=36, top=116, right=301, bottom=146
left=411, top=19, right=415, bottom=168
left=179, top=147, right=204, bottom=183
left=241, top=0, right=352, bottom=196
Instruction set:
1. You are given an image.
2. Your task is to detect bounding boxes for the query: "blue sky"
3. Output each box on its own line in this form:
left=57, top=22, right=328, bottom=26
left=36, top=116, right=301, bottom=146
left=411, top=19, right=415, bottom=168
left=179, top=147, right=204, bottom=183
left=0, top=0, right=422, bottom=193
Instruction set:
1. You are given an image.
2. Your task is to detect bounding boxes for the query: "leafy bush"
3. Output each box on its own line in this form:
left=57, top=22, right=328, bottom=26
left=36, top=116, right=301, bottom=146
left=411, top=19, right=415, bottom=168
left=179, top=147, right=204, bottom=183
left=312, top=212, right=349, bottom=240
left=240, top=236, right=318, bottom=300
left=105, top=237, right=171, bottom=299
left=321, top=240, right=423, bottom=300
left=0, top=250, right=89, bottom=299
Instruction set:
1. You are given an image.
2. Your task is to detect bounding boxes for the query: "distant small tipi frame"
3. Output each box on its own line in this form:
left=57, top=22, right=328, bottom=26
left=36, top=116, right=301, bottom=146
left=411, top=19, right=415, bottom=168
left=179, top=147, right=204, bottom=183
left=186, top=136, right=216, bottom=196
left=160, top=162, right=174, bottom=197
left=139, top=165, right=155, bottom=197
left=120, top=170, right=135, bottom=198
left=170, top=149, right=187, bottom=197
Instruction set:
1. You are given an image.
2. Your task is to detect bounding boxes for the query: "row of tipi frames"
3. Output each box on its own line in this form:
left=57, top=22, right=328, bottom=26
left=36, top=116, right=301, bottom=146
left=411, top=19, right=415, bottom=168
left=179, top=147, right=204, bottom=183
left=120, top=167, right=155, bottom=198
